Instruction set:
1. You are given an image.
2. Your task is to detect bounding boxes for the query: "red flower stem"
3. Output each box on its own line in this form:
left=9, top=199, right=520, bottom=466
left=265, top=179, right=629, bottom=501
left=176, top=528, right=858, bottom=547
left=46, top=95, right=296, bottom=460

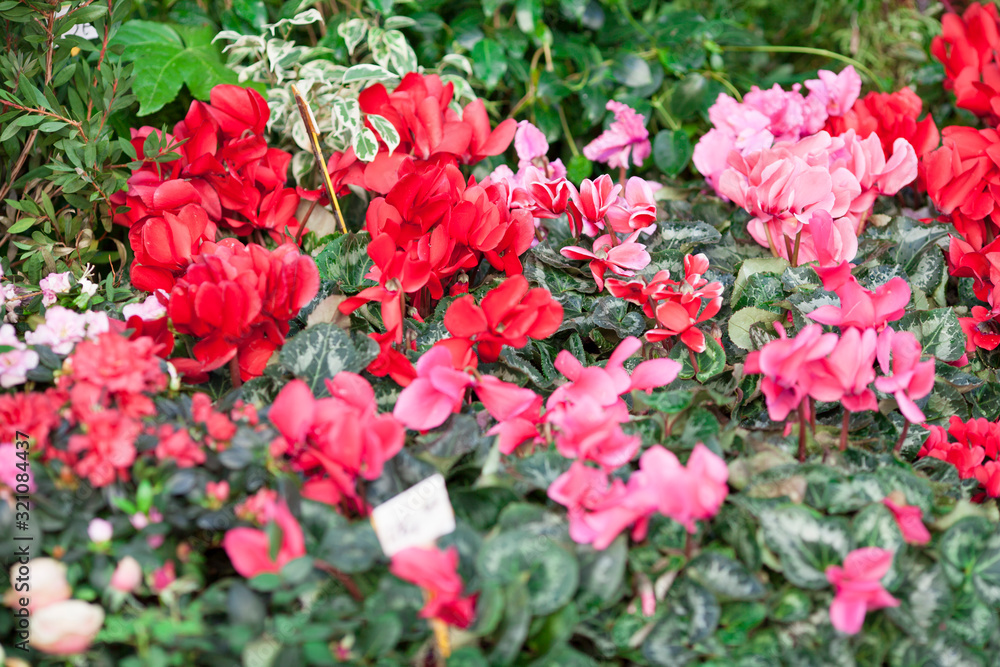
left=295, top=199, right=318, bottom=246
left=763, top=224, right=779, bottom=258
left=229, top=357, right=243, bottom=389
left=798, top=404, right=807, bottom=462
left=783, top=234, right=796, bottom=264
left=894, top=421, right=909, bottom=453
left=688, top=347, right=699, bottom=375
left=791, top=230, right=802, bottom=267
left=314, top=559, right=364, bottom=602
left=840, top=410, right=850, bottom=451
left=808, top=397, right=816, bottom=435
left=618, top=165, right=627, bottom=188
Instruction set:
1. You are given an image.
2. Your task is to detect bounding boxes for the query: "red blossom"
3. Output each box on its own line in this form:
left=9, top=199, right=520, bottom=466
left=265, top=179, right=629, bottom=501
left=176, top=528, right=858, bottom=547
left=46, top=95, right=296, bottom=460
left=164, top=240, right=319, bottom=382
left=442, top=275, right=563, bottom=362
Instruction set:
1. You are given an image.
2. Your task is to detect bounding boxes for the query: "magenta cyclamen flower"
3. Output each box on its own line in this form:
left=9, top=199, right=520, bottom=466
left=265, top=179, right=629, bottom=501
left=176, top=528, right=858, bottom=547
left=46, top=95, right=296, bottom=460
left=513, top=121, right=549, bottom=164
left=392, top=345, right=537, bottom=431
left=583, top=101, right=651, bottom=170
left=744, top=323, right=839, bottom=421
left=882, top=493, right=931, bottom=545
left=808, top=262, right=911, bottom=331
left=807, top=326, right=878, bottom=412
left=825, top=547, right=899, bottom=634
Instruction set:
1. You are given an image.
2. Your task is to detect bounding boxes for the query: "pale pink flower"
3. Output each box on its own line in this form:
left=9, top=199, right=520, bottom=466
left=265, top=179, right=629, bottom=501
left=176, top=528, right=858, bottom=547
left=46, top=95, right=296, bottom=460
left=0, top=323, right=37, bottom=388
left=560, top=231, right=651, bottom=291
left=4, top=558, right=71, bottom=612
left=30, top=600, right=104, bottom=655
left=24, top=306, right=87, bottom=354
left=825, top=547, right=899, bottom=634
left=882, top=493, right=931, bottom=545
left=583, top=101, right=651, bottom=170
left=514, top=120, right=549, bottom=163
left=804, top=66, right=863, bottom=117
left=829, top=131, right=918, bottom=226
left=123, top=293, right=168, bottom=321
left=87, top=518, right=113, bottom=543
left=874, top=328, right=935, bottom=424
left=39, top=272, right=72, bottom=307
left=110, top=556, right=143, bottom=593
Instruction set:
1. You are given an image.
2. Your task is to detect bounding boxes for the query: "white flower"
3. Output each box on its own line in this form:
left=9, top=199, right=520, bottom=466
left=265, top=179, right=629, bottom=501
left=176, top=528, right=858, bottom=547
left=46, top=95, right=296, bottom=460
left=79, top=277, right=98, bottom=297
left=122, top=294, right=167, bottom=322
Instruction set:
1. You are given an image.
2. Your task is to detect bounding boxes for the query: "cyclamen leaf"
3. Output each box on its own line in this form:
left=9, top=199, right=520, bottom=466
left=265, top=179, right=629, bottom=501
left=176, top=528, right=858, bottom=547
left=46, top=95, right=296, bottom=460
left=728, top=307, right=782, bottom=351
left=895, top=308, right=966, bottom=362
left=758, top=505, right=851, bottom=588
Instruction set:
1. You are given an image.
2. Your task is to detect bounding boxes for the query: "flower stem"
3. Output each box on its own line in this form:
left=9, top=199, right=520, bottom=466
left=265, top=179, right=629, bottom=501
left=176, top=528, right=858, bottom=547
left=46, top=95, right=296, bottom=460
left=720, top=45, right=885, bottom=92
left=791, top=230, right=802, bottom=268
left=229, top=357, right=243, bottom=389
left=894, top=421, right=910, bottom=453
left=839, top=410, right=850, bottom=451
left=798, top=404, right=807, bottom=462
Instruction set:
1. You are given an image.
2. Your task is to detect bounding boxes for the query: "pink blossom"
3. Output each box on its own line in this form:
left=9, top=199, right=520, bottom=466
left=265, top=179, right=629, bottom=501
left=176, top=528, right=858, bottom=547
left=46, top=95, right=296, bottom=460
left=123, top=293, right=168, bottom=321
left=151, top=561, right=176, bottom=593
left=874, top=329, right=935, bottom=423
left=583, top=101, right=651, bottom=170
left=882, top=493, right=931, bottom=545
left=0, top=323, right=38, bottom=388
left=804, top=66, right=863, bottom=117
left=87, top=518, right=113, bottom=543
left=39, top=272, right=72, bottom=307
left=744, top=323, right=839, bottom=421
left=393, top=345, right=537, bottom=432
left=24, top=306, right=87, bottom=354
left=560, top=231, right=651, bottom=291
left=206, top=480, right=230, bottom=503
left=30, top=600, right=104, bottom=655
left=806, top=210, right=859, bottom=266
left=606, top=176, right=658, bottom=234
left=548, top=396, right=641, bottom=469
left=825, top=547, right=899, bottom=634
left=807, top=327, right=878, bottom=411
left=110, top=556, right=143, bottom=593
left=514, top=121, right=549, bottom=163
left=0, top=442, right=34, bottom=491
left=829, top=131, right=918, bottom=226
left=222, top=499, right=306, bottom=578
left=567, top=174, right=621, bottom=236
left=548, top=336, right=681, bottom=408
left=808, top=263, right=911, bottom=331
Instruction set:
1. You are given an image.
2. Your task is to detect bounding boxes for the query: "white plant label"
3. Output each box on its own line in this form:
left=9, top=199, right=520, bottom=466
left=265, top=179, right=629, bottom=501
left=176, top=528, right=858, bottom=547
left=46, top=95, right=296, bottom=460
left=370, top=474, right=455, bottom=557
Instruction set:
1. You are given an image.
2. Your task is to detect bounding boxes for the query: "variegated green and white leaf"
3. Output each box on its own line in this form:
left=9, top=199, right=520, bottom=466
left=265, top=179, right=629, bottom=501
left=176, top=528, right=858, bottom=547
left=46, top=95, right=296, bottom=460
left=367, top=114, right=399, bottom=154
left=337, top=18, right=368, bottom=56
left=352, top=126, right=379, bottom=162
left=342, top=63, right=399, bottom=84
left=759, top=505, right=851, bottom=588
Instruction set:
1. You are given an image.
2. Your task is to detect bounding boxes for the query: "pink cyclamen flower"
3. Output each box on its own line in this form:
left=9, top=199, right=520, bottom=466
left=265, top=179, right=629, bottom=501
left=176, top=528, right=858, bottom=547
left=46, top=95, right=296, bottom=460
left=646, top=294, right=722, bottom=353
left=389, top=546, right=477, bottom=629
left=606, top=176, right=658, bottom=234
left=393, top=345, right=537, bottom=431
left=825, top=547, right=899, bottom=634
left=744, top=323, right=839, bottom=421
left=560, top=231, right=651, bottom=292
left=583, top=101, right=652, bottom=170
left=882, top=492, right=931, bottom=545
left=514, top=121, right=548, bottom=163
left=206, top=480, right=230, bottom=503
left=807, top=327, right=878, bottom=412
left=548, top=335, right=681, bottom=408
left=808, top=262, right=911, bottom=331
left=804, top=65, right=863, bottom=117
left=874, top=329, right=935, bottom=424
left=222, top=499, right=306, bottom=578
